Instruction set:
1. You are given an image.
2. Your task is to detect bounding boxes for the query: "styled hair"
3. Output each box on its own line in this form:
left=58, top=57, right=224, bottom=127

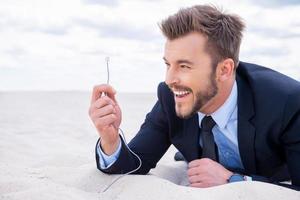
left=159, top=5, right=245, bottom=68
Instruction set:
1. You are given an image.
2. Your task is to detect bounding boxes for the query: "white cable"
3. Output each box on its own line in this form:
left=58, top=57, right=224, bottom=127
left=101, top=57, right=142, bottom=192
left=101, top=128, right=142, bottom=193
left=105, top=57, right=110, bottom=85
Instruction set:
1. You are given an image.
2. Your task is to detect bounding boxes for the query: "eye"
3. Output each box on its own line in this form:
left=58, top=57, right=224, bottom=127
left=165, top=62, right=170, bottom=69
left=180, top=65, right=191, bottom=69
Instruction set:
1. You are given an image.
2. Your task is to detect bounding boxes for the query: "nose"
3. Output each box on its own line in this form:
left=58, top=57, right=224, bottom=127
left=165, top=66, right=179, bottom=86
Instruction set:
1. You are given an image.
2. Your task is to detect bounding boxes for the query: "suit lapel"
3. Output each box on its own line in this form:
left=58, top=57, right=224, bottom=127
left=172, top=114, right=200, bottom=162
left=236, top=75, right=257, bottom=174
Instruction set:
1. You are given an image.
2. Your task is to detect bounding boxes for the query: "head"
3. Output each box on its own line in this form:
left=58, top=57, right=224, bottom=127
left=160, top=5, right=245, bottom=118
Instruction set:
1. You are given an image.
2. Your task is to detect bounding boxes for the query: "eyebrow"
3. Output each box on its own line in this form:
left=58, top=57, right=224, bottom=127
left=163, top=57, right=194, bottom=65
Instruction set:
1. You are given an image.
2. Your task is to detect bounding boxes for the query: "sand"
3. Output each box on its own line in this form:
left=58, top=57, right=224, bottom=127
left=0, top=91, right=299, bottom=199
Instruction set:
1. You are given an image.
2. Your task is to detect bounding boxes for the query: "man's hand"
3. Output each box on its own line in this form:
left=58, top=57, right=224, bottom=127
left=187, top=158, right=233, bottom=188
left=88, top=84, right=122, bottom=155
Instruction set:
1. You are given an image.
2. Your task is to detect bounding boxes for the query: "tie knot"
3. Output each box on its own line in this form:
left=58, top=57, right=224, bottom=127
left=201, top=116, right=216, bottom=131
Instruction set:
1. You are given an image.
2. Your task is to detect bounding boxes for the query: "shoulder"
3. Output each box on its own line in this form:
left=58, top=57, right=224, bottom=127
left=237, top=62, right=300, bottom=130
left=237, top=61, right=300, bottom=96
left=156, top=82, right=176, bottom=114
left=157, top=82, right=174, bottom=104
left=156, top=82, right=187, bottom=121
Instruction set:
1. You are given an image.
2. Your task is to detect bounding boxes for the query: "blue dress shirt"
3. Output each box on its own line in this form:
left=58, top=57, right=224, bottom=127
left=198, top=81, right=244, bottom=170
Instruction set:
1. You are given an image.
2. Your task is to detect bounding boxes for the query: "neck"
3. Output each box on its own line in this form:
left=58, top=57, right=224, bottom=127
left=200, top=78, right=235, bottom=115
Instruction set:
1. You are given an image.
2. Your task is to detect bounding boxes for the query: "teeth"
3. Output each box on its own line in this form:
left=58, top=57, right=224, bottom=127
left=174, top=90, right=190, bottom=96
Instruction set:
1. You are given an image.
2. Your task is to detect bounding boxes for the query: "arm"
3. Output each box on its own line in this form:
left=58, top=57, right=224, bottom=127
left=96, top=138, right=122, bottom=169
left=95, top=99, right=171, bottom=174
left=95, top=83, right=172, bottom=174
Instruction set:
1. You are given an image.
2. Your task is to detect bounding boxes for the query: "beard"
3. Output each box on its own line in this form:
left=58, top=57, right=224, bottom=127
left=175, top=73, right=218, bottom=119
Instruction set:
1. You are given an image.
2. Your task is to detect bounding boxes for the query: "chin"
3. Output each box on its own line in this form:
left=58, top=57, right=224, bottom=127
left=175, top=105, right=194, bottom=119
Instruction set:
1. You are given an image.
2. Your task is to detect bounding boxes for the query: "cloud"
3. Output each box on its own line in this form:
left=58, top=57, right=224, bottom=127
left=248, top=26, right=300, bottom=39
left=99, top=23, right=161, bottom=41
left=79, top=49, right=120, bottom=56
left=25, top=25, right=70, bottom=36
left=0, top=13, right=21, bottom=32
left=248, top=0, right=300, bottom=7
left=242, top=46, right=289, bottom=57
left=82, top=0, right=119, bottom=7
left=0, top=11, right=70, bottom=36
left=0, top=0, right=299, bottom=92
left=3, top=46, right=27, bottom=57
left=73, top=17, right=161, bottom=42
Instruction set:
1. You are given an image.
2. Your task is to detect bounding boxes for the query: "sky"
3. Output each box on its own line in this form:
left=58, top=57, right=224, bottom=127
left=1, top=0, right=300, bottom=92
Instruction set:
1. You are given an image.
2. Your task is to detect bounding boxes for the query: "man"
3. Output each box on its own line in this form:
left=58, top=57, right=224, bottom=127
left=89, top=5, right=300, bottom=190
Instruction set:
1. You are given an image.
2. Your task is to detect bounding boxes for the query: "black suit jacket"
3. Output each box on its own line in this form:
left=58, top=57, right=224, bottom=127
left=96, top=62, right=300, bottom=189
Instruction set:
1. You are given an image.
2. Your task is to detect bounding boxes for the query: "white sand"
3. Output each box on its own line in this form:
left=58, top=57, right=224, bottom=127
left=0, top=92, right=299, bottom=199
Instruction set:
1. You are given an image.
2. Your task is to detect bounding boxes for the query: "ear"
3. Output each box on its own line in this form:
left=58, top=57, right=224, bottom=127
left=216, top=58, right=234, bottom=82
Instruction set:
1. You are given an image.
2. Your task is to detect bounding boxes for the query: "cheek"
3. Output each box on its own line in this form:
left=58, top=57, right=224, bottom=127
left=194, top=72, right=213, bottom=89
left=189, top=77, right=206, bottom=92
left=181, top=73, right=199, bottom=87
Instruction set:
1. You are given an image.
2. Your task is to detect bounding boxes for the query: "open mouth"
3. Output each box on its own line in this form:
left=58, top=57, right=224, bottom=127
left=173, top=90, right=191, bottom=98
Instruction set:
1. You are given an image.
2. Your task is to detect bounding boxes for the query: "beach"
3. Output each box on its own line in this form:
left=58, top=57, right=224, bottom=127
left=0, top=91, right=299, bottom=199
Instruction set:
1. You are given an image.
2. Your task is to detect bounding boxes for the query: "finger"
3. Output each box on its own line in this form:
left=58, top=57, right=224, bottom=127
left=188, top=174, right=200, bottom=184
left=89, top=97, right=112, bottom=117
left=91, top=84, right=116, bottom=104
left=188, top=168, right=207, bottom=179
left=187, top=166, right=201, bottom=177
left=94, top=114, right=117, bottom=130
left=92, top=104, right=116, bottom=119
left=190, top=182, right=208, bottom=188
left=93, top=96, right=116, bottom=109
left=188, top=159, right=201, bottom=168
left=188, top=158, right=212, bottom=168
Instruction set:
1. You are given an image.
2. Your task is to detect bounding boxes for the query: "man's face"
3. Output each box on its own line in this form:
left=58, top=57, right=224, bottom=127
left=164, top=32, right=218, bottom=119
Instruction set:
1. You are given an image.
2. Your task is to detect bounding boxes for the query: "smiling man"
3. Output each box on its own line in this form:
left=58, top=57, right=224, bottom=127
left=89, top=5, right=300, bottom=190
left=164, top=32, right=222, bottom=119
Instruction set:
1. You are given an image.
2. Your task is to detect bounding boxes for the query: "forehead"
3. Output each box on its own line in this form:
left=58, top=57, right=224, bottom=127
left=164, top=32, right=209, bottom=62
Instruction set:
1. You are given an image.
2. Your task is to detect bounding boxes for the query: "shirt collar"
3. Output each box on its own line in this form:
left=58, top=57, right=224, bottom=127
left=198, top=81, right=237, bottom=129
